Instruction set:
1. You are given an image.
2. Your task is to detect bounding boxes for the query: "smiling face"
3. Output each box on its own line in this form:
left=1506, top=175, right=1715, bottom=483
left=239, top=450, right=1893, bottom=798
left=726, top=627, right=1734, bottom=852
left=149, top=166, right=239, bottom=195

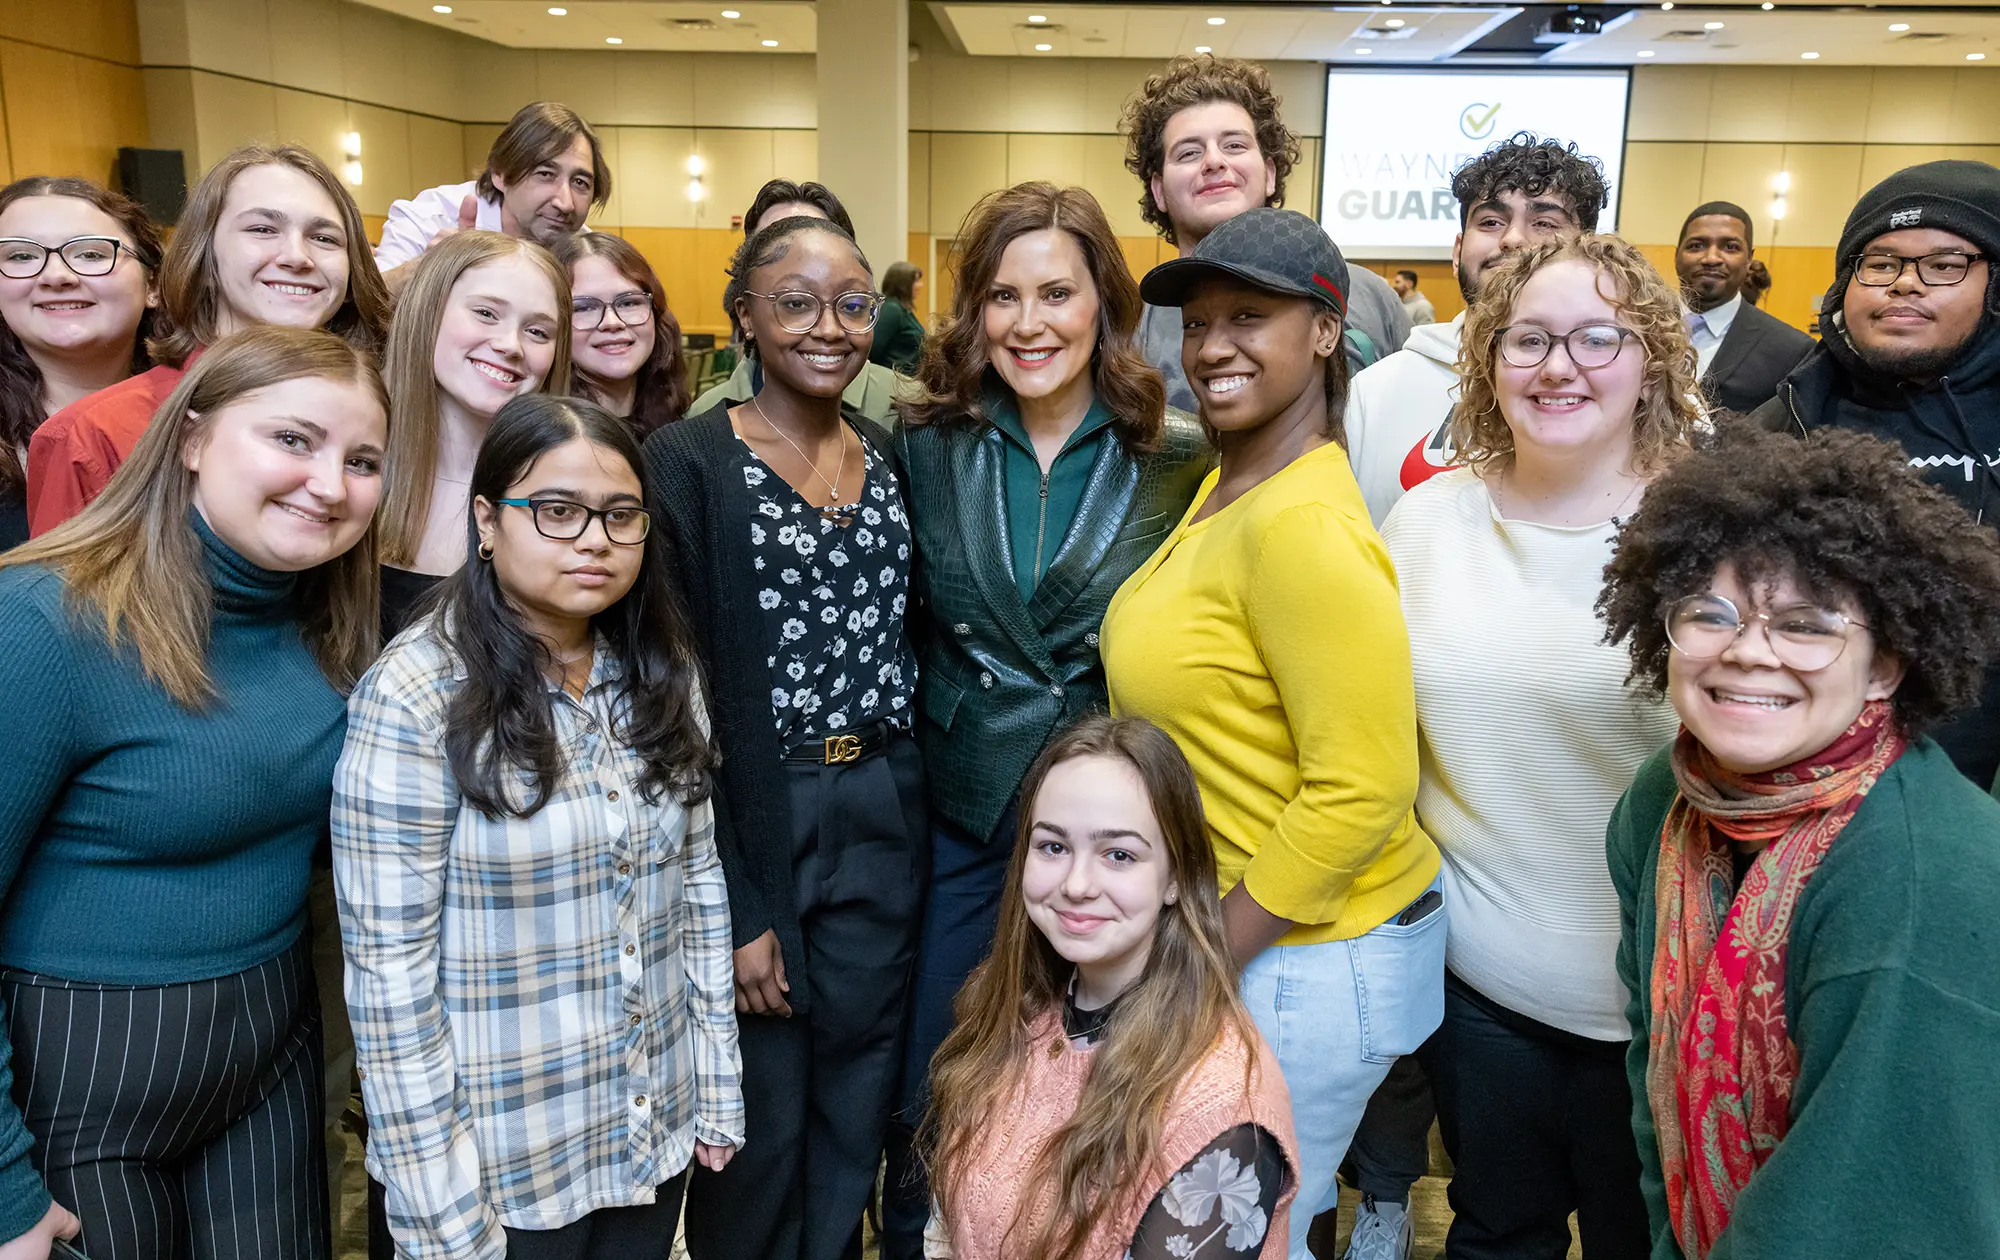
left=493, top=133, right=597, bottom=246
left=432, top=256, right=561, bottom=429
left=1454, top=188, right=1578, bottom=305
left=1494, top=259, right=1645, bottom=467
left=0, top=194, right=156, bottom=383
left=1668, top=562, right=1905, bottom=774
left=1676, top=213, right=1753, bottom=312
left=736, top=228, right=873, bottom=401
left=1179, top=277, right=1339, bottom=436
left=1020, top=753, right=1177, bottom=1002
left=183, top=372, right=386, bottom=571
left=1843, top=227, right=1990, bottom=380
left=1150, top=101, right=1278, bottom=248
left=983, top=228, right=1101, bottom=411
left=473, top=435, right=647, bottom=642
left=209, top=163, right=352, bottom=337
left=568, top=253, right=656, bottom=387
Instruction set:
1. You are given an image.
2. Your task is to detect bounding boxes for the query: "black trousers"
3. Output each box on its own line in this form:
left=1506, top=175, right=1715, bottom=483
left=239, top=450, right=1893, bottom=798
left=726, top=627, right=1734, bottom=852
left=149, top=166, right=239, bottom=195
left=1419, top=972, right=1649, bottom=1260
left=504, top=1171, right=690, bottom=1260
left=683, top=733, right=927, bottom=1260
left=1345, top=1053, right=1436, bottom=1205
left=2, top=934, right=329, bottom=1260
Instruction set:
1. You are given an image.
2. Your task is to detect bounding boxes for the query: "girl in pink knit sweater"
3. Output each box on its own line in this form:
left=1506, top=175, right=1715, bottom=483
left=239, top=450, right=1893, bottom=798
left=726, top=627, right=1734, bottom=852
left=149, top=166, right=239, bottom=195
left=924, top=715, right=1298, bottom=1260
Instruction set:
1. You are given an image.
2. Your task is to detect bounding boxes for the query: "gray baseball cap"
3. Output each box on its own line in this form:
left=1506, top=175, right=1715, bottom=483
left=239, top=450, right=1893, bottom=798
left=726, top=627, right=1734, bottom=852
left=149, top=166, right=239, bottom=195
left=1139, top=207, right=1350, bottom=316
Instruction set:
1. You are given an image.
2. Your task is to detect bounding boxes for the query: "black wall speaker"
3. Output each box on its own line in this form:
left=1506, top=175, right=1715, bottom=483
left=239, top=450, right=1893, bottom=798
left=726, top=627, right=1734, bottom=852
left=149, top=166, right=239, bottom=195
left=117, top=148, right=188, bottom=227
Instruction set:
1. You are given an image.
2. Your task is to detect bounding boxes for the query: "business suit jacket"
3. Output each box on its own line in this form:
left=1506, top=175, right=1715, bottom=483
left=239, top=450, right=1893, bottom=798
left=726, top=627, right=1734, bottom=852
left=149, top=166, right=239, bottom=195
left=1702, top=299, right=1817, bottom=415
left=897, top=406, right=1211, bottom=842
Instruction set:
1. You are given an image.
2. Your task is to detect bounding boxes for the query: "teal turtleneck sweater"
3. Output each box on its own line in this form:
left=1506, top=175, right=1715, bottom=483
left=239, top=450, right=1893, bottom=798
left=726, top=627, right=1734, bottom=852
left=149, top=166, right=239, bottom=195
left=0, top=513, right=349, bottom=1242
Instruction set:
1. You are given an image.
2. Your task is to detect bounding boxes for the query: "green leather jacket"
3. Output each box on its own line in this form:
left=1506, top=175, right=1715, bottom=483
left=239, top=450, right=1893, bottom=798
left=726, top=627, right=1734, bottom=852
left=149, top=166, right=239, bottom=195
left=898, top=406, right=1211, bottom=841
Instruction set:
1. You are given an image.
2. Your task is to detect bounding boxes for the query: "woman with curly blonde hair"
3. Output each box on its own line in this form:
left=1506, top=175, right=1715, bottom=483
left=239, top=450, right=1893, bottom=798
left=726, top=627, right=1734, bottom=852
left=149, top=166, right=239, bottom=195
left=1377, top=232, right=1698, bottom=1258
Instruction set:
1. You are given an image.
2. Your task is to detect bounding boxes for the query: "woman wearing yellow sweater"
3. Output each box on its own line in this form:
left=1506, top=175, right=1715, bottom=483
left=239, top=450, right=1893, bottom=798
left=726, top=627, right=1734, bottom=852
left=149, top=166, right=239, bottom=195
left=1102, top=210, right=1443, bottom=1260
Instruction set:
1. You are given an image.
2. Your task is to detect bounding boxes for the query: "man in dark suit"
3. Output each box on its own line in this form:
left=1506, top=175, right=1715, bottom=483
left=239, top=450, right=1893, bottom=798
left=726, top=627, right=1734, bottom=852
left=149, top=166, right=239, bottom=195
left=1677, top=200, right=1817, bottom=414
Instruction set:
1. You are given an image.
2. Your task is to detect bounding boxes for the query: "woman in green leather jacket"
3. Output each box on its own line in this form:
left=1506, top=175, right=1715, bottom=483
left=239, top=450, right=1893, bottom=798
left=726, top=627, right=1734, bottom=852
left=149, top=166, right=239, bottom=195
left=880, top=181, right=1210, bottom=1260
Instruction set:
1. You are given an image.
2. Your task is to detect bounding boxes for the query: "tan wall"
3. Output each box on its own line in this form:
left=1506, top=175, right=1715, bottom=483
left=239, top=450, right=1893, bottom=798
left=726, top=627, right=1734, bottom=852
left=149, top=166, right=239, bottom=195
left=0, top=0, right=150, bottom=186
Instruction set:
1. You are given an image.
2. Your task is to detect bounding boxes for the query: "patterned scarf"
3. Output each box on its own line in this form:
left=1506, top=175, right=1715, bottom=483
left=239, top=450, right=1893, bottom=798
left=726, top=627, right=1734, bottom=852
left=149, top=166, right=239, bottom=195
left=1646, top=700, right=1904, bottom=1258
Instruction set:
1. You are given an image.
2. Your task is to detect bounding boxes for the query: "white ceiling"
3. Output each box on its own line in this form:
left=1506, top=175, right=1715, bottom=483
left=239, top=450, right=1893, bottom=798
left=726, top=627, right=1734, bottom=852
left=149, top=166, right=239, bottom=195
left=350, top=0, right=819, bottom=51
left=1549, top=8, right=2000, bottom=66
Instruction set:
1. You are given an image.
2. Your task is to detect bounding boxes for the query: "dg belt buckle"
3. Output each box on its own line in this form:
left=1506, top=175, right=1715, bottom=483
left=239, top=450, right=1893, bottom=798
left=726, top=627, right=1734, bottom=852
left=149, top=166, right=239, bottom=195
left=824, top=733, right=864, bottom=764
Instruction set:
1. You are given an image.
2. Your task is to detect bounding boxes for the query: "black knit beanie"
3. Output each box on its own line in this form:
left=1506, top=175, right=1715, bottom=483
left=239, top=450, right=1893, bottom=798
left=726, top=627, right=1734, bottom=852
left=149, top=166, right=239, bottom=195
left=1836, top=160, right=2000, bottom=270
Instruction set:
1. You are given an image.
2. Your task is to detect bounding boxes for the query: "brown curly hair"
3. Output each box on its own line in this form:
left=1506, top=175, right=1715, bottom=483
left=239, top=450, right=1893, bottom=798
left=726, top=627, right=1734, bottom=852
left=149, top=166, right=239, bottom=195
left=900, top=182, right=1165, bottom=452
left=1452, top=233, right=1702, bottom=479
left=1598, top=421, right=2000, bottom=736
left=1120, top=55, right=1299, bottom=245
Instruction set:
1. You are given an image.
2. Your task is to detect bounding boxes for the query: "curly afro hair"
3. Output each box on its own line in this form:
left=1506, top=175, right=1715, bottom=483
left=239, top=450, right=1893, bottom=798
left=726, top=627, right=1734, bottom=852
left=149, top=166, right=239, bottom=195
left=1598, top=422, right=2000, bottom=736
left=1120, top=55, right=1299, bottom=245
left=1451, top=132, right=1609, bottom=231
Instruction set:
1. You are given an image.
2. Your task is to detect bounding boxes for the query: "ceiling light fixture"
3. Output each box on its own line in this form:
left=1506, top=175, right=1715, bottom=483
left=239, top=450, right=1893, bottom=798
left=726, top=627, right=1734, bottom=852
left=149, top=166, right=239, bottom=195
left=431, top=5, right=450, bottom=12
left=1971, top=51, right=1989, bottom=60
left=1800, top=50, right=1819, bottom=58
left=1384, top=18, right=1405, bottom=27
left=1760, top=2, right=1772, bottom=9
left=1035, top=42, right=1052, bottom=49
left=1703, top=20, right=1724, bottom=29
left=720, top=7, right=739, bottom=14
left=1660, top=2, right=1673, bottom=10
left=1029, top=12, right=1047, bottom=20
left=1207, top=16, right=1225, bottom=24
left=605, top=35, right=622, bottom=43
left=1637, top=48, right=1655, bottom=56
left=761, top=37, right=778, bottom=45
left=547, top=5, right=566, bottom=12
left=1356, top=46, right=1372, bottom=54
left=1888, top=22, right=1910, bottom=31
left=1194, top=44, right=1211, bottom=52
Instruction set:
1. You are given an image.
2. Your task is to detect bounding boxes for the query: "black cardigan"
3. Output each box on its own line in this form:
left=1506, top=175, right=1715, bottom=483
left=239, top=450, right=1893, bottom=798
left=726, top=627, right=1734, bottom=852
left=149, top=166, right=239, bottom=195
left=641, top=402, right=906, bottom=1013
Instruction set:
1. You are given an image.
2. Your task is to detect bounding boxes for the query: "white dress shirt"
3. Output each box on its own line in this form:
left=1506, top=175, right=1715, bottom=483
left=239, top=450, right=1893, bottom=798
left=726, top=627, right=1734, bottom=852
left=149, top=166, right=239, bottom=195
left=373, top=180, right=505, bottom=272
left=1685, top=291, right=1744, bottom=378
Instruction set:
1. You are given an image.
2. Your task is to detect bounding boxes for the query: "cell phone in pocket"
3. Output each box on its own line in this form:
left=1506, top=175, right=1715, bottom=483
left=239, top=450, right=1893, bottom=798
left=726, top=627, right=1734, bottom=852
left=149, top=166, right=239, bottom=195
left=50, top=1237, right=93, bottom=1260
left=1395, top=888, right=1443, bottom=926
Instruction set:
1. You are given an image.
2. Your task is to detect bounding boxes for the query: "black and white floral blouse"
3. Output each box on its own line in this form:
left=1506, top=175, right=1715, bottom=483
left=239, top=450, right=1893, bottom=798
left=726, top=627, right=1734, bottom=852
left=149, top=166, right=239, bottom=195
left=737, top=428, right=916, bottom=745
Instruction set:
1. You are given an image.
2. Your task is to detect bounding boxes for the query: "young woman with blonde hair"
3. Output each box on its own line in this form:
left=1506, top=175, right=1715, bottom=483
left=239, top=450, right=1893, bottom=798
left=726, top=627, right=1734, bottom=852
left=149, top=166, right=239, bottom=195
left=0, top=325, right=387, bottom=1260
left=925, top=714, right=1296, bottom=1260
left=374, top=229, right=570, bottom=635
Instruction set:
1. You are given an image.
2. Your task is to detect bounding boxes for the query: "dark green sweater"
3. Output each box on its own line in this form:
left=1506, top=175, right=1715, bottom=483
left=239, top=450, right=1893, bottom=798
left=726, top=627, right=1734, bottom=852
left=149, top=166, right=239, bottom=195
left=0, top=516, right=349, bottom=1242
left=1609, top=738, right=2000, bottom=1260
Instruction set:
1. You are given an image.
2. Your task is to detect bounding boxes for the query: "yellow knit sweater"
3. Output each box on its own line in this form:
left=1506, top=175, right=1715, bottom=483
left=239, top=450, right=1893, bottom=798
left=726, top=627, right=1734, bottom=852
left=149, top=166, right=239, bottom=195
left=1103, top=440, right=1439, bottom=945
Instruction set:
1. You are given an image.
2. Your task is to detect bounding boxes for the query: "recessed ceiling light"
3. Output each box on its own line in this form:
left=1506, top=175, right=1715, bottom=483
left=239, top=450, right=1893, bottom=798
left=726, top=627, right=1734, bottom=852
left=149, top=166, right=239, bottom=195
left=1384, top=18, right=1405, bottom=27
left=1888, top=22, right=1910, bottom=30
left=761, top=37, right=778, bottom=45
left=1971, top=51, right=1988, bottom=60
left=1035, top=42, right=1052, bottom=50
left=1356, top=46, right=1372, bottom=54
left=1029, top=13, right=1047, bottom=20
left=1800, top=50, right=1819, bottom=58
left=1760, top=2, right=1773, bottom=8
left=547, top=5, right=566, bottom=12
left=1637, top=48, right=1655, bottom=56
left=431, top=5, right=450, bottom=12
left=721, top=7, right=739, bottom=14
left=1207, top=15, right=1225, bottom=25
left=1660, top=2, right=1672, bottom=10
left=605, top=35, right=621, bottom=43
left=1704, top=20, right=1724, bottom=29
left=1194, top=44, right=1211, bottom=51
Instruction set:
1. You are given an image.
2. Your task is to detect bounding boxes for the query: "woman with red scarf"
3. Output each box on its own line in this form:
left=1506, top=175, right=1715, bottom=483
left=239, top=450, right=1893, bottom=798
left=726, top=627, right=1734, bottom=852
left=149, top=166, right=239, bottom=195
left=1598, top=422, right=2000, bottom=1259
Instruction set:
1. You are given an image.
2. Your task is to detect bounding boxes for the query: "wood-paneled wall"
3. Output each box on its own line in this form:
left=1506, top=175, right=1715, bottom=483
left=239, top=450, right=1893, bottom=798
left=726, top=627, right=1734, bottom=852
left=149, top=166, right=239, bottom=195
left=0, top=0, right=150, bottom=186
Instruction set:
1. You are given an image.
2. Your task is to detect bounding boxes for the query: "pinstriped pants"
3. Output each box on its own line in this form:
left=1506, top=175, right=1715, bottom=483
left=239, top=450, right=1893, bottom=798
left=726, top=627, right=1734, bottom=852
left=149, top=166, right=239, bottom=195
left=1, top=935, right=330, bottom=1260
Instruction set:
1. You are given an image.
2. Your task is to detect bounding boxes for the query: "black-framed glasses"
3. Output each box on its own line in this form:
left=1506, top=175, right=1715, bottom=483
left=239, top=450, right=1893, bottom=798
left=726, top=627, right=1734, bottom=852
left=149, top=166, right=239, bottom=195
left=0, top=236, right=130, bottom=280
left=1851, top=251, right=1986, bottom=287
left=495, top=498, right=652, bottom=545
left=743, top=289, right=881, bottom=334
left=1496, top=323, right=1639, bottom=370
left=572, top=291, right=653, bottom=331
left=1664, top=593, right=1870, bottom=673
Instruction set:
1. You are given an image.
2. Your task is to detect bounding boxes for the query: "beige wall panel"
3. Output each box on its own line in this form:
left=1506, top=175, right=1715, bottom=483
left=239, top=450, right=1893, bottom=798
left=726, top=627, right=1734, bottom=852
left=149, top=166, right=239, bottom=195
left=1864, top=69, right=1955, bottom=144
left=1084, top=60, right=1150, bottom=138
left=1858, top=143, right=1949, bottom=193
left=1614, top=141, right=1706, bottom=243
left=692, top=54, right=814, bottom=128
left=265, top=0, right=346, bottom=98
left=458, top=43, right=539, bottom=125
left=1783, top=68, right=1872, bottom=143
left=1295, top=135, right=1320, bottom=217
left=462, top=123, right=501, bottom=179
left=772, top=128, right=816, bottom=183
left=272, top=86, right=348, bottom=170
left=408, top=113, right=467, bottom=190
left=692, top=128, right=774, bottom=229
left=1697, top=142, right=1785, bottom=223
left=907, top=131, right=931, bottom=233
left=1006, top=60, right=1090, bottom=133
left=924, top=57, right=1010, bottom=134
left=1771, top=143, right=1862, bottom=248
left=585, top=123, right=622, bottom=227
left=1627, top=67, right=1712, bottom=142
left=135, top=0, right=192, bottom=67
left=1006, top=132, right=1086, bottom=188
left=907, top=50, right=931, bottom=132
left=1267, top=60, right=1325, bottom=139
left=182, top=0, right=272, bottom=81
left=766, top=56, right=817, bottom=129
left=190, top=69, right=278, bottom=169
left=1701, top=68, right=1791, bottom=143
left=396, top=21, right=469, bottom=121
left=337, top=4, right=411, bottom=118
left=78, top=58, right=150, bottom=176
left=348, top=102, right=413, bottom=218
left=609, top=53, right=694, bottom=127
left=0, top=0, right=142, bottom=65
left=929, top=131, right=1007, bottom=236
left=1948, top=72, right=2000, bottom=144
left=1, top=42, right=84, bottom=179
left=614, top=126, right=698, bottom=228
left=536, top=50, right=619, bottom=125
left=143, top=66, right=199, bottom=163
left=1082, top=133, right=1146, bottom=236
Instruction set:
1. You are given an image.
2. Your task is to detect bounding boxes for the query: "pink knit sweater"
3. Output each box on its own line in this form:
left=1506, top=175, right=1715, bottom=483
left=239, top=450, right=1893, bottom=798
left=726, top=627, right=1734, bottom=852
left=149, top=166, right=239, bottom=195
left=941, top=1012, right=1298, bottom=1260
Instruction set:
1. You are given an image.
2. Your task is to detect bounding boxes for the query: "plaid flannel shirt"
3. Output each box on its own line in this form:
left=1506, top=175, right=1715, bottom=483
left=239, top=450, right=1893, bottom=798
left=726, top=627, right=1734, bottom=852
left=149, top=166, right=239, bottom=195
left=332, top=621, right=742, bottom=1260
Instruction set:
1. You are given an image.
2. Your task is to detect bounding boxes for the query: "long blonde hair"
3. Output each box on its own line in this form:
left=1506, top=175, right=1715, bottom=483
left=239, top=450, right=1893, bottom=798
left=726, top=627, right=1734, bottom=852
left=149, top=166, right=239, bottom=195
left=376, top=230, right=572, bottom=566
left=924, top=715, right=1261, bottom=1260
left=1452, top=232, right=1702, bottom=477
left=0, top=326, right=387, bottom=705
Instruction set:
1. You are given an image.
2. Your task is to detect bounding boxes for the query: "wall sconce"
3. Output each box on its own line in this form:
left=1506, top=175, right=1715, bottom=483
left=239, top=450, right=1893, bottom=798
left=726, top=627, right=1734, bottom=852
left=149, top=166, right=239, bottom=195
left=1770, top=171, right=1791, bottom=194
left=687, top=154, right=705, bottom=177
left=1769, top=197, right=1788, bottom=221
left=343, top=131, right=362, bottom=158
left=343, top=161, right=364, bottom=186
left=687, top=178, right=706, bottom=202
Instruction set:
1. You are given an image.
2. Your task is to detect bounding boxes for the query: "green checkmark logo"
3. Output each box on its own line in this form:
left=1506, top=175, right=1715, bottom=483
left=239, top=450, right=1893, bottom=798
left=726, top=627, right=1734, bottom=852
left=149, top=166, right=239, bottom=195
left=1460, top=101, right=1502, bottom=140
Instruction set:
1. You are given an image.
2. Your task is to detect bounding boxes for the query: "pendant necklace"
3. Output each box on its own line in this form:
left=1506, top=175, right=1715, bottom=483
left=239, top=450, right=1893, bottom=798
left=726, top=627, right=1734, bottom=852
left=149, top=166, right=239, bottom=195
left=750, top=395, right=854, bottom=526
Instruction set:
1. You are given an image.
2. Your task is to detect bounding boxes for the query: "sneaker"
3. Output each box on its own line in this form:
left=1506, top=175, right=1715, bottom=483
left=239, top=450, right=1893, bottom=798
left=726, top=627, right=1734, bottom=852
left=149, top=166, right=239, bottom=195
left=1342, top=1194, right=1413, bottom=1260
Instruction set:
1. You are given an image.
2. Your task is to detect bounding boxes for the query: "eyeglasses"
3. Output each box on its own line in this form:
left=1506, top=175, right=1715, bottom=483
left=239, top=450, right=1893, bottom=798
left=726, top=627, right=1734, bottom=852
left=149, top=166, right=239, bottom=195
left=495, top=498, right=652, bottom=545
left=572, top=291, right=653, bottom=331
left=1496, top=323, right=1639, bottom=370
left=0, top=237, right=130, bottom=280
left=1664, top=593, right=1870, bottom=673
left=1851, top=251, right=1986, bottom=287
left=743, top=289, right=882, bottom=335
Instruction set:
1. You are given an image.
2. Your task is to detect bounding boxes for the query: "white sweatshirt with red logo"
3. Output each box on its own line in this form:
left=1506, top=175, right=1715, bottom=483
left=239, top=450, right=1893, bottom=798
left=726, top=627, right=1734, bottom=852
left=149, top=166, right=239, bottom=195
left=1343, top=313, right=1464, bottom=527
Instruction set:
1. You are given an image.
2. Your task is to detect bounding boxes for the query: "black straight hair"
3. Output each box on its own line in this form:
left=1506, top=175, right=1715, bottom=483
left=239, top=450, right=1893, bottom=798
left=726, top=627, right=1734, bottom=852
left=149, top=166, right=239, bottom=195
left=437, top=394, right=715, bottom=819
left=1679, top=200, right=1755, bottom=250
left=722, top=215, right=873, bottom=362
left=742, top=179, right=855, bottom=239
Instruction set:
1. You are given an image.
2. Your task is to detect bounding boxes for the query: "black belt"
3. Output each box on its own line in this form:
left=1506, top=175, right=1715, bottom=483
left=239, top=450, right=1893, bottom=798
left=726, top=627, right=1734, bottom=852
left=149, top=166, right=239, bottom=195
left=783, top=720, right=895, bottom=765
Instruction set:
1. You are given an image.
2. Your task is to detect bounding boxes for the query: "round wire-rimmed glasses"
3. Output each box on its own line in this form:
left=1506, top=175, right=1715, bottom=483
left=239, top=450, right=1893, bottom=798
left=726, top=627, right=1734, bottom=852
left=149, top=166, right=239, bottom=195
left=743, top=288, right=882, bottom=334
left=1663, top=593, right=1870, bottom=672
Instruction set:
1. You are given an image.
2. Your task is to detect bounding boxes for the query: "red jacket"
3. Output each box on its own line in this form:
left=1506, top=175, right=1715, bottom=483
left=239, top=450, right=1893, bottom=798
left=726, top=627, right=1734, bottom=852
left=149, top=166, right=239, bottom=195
left=26, top=362, right=187, bottom=537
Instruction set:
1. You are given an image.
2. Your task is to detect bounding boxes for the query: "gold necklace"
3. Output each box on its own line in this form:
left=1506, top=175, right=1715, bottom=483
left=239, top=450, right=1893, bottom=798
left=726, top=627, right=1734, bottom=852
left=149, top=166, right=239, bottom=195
left=749, top=395, right=853, bottom=526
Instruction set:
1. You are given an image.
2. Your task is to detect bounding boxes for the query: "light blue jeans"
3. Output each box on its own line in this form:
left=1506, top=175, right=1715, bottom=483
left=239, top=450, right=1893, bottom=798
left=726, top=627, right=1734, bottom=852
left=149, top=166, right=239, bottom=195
left=1238, top=876, right=1447, bottom=1260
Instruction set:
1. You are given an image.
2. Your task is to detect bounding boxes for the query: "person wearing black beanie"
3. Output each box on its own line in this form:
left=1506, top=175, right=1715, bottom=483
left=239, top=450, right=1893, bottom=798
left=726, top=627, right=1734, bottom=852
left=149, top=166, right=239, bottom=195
left=1754, top=158, right=2000, bottom=788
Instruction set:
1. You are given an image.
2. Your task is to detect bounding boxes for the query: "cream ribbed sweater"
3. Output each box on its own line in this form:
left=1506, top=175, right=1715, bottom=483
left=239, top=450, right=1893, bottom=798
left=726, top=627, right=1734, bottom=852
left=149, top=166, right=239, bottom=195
left=1380, top=468, right=1678, bottom=1040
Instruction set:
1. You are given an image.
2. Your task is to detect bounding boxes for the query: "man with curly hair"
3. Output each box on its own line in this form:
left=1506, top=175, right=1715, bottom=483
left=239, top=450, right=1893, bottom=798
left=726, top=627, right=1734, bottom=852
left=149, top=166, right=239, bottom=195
left=1753, top=159, right=2000, bottom=788
left=1120, top=55, right=1410, bottom=412
left=1342, top=132, right=1610, bottom=526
